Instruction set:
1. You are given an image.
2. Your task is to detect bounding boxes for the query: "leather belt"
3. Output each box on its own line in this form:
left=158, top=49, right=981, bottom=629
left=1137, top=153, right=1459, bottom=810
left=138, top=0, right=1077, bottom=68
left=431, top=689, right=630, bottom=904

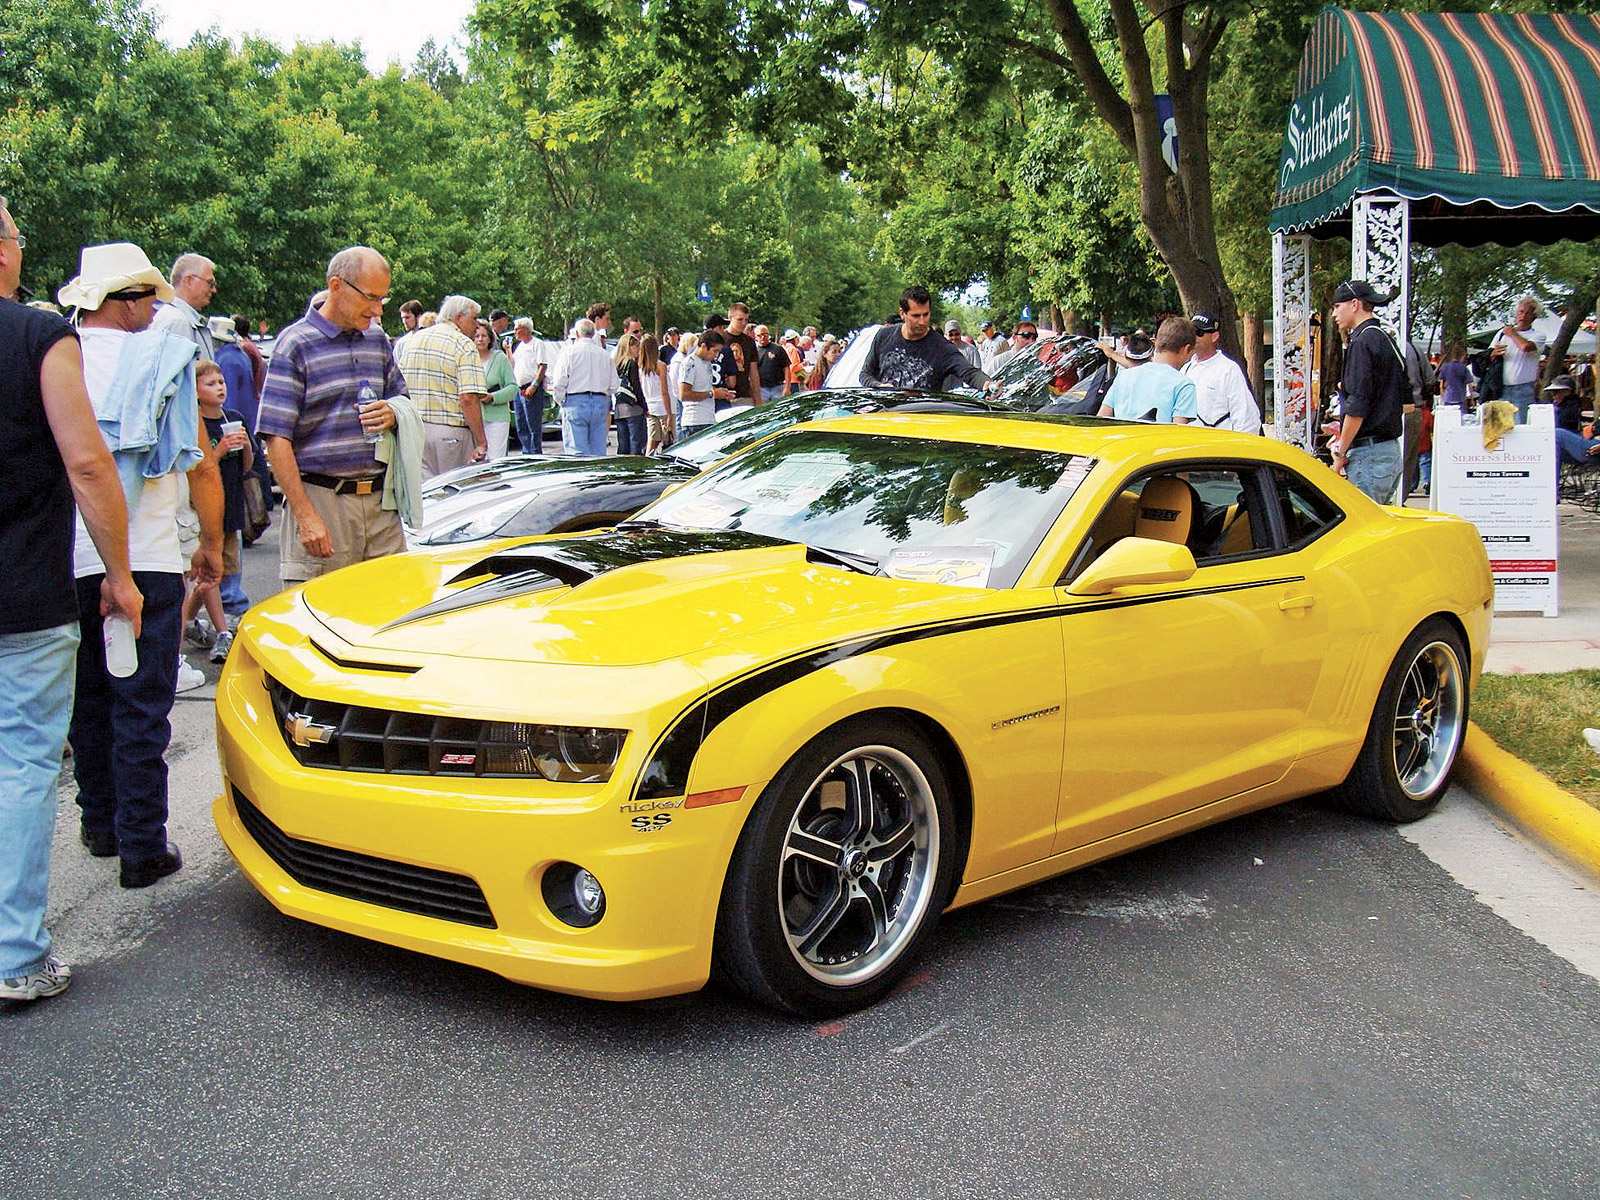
left=301, top=471, right=384, bottom=495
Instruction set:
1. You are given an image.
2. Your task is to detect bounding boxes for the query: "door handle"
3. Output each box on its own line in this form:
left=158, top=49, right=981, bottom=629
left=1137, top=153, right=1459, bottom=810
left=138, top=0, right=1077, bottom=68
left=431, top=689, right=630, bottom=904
left=1278, top=594, right=1316, bottom=612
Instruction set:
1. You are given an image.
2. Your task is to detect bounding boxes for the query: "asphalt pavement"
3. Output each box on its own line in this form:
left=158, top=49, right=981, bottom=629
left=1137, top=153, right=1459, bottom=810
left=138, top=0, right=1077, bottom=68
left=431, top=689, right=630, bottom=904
left=5, top=511, right=1599, bottom=1199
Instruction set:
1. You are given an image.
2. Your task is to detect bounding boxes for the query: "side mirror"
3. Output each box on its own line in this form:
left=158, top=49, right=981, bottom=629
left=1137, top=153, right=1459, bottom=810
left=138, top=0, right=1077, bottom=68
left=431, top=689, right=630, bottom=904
left=1065, top=537, right=1197, bottom=596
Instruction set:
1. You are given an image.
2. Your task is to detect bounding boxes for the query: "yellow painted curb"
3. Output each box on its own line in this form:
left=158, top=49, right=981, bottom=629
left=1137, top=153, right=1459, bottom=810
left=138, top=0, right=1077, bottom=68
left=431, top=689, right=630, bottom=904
left=1456, top=721, right=1600, bottom=876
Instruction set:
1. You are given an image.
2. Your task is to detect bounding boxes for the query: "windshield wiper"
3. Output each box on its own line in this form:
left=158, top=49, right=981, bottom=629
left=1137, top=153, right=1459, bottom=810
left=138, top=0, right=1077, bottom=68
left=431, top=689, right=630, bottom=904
left=615, top=517, right=667, bottom=531
left=808, top=545, right=884, bottom=576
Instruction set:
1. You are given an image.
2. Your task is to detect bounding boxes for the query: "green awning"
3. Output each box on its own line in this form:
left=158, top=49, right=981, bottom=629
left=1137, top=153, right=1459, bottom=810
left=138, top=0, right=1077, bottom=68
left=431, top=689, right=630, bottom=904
left=1270, top=7, right=1600, bottom=245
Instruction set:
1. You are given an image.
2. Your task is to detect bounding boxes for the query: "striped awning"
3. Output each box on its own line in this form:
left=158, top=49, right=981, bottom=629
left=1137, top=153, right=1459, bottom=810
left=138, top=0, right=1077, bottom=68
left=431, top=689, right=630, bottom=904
left=1270, top=8, right=1600, bottom=244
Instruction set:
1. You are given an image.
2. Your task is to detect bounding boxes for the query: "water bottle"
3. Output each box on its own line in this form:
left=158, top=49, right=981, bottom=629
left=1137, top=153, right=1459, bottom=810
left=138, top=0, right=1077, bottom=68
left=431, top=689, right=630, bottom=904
left=355, top=380, right=381, bottom=445
left=104, top=614, right=138, bottom=678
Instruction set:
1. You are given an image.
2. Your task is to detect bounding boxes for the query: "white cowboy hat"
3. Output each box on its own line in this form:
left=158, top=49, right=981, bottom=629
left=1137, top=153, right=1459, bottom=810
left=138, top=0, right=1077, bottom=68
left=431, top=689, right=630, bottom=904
left=56, top=242, right=174, bottom=310
left=207, top=315, right=238, bottom=344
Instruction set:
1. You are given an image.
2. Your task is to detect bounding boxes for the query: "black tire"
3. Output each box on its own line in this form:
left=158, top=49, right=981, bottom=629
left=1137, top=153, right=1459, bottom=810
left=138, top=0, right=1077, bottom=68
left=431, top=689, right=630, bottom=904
left=714, top=715, right=957, bottom=1016
left=1331, top=618, right=1469, bottom=822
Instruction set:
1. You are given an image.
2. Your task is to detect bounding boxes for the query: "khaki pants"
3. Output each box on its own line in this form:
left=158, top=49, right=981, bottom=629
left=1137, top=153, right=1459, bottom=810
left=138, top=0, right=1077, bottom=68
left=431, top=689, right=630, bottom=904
left=422, top=422, right=473, bottom=480
left=280, top=484, right=405, bottom=586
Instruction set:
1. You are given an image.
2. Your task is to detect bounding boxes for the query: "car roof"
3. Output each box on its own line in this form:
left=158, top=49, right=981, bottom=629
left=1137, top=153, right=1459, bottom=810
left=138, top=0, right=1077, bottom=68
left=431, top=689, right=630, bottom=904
left=793, top=410, right=1311, bottom=466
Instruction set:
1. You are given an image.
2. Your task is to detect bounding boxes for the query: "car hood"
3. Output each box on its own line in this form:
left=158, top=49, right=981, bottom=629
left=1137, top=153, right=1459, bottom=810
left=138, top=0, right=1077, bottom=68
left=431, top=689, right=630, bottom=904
left=299, top=528, right=999, bottom=669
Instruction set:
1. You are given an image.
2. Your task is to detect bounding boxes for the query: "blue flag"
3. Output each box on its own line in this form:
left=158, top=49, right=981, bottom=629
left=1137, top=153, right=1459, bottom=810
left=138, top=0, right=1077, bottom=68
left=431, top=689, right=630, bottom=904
left=697, top=279, right=713, bottom=306
left=1020, top=304, right=1033, bottom=322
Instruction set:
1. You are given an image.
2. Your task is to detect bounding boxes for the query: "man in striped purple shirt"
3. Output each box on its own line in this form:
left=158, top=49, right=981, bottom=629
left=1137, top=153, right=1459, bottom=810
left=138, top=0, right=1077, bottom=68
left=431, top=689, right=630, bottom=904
left=259, top=247, right=409, bottom=586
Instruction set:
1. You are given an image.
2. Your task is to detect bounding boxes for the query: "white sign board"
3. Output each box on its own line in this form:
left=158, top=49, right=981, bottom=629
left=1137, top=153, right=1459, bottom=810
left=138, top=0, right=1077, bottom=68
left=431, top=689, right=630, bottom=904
left=1431, top=404, right=1559, bottom=616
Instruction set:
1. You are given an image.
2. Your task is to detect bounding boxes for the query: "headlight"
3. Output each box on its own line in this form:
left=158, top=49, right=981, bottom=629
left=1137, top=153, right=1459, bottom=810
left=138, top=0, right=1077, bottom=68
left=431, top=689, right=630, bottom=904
left=483, top=722, right=628, bottom=783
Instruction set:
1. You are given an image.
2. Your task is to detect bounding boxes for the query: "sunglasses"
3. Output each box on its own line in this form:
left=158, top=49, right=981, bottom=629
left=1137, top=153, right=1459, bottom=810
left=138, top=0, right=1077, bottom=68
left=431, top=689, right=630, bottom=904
left=1016, top=329, right=1038, bottom=339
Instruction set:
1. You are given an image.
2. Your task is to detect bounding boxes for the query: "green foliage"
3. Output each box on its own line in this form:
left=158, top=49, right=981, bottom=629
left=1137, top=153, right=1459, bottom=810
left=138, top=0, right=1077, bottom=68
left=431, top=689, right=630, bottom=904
left=0, top=0, right=895, bottom=335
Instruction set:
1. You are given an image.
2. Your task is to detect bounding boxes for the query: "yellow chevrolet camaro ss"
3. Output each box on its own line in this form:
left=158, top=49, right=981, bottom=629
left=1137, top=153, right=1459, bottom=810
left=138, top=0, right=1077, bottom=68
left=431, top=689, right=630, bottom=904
left=214, top=413, right=1492, bottom=1015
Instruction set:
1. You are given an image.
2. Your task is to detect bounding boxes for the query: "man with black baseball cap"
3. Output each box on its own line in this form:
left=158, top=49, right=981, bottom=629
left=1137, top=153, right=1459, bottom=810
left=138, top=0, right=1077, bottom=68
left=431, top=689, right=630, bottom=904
left=1182, top=312, right=1259, bottom=433
left=1329, top=279, right=1405, bottom=502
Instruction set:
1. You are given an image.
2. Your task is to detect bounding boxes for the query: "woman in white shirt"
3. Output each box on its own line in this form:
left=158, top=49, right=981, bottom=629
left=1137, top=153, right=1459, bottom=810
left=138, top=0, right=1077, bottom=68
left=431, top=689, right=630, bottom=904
left=639, top=333, right=674, bottom=452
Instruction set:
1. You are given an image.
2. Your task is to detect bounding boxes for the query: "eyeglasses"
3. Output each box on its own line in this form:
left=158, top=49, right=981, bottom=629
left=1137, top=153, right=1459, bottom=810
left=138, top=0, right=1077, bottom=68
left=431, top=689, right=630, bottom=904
left=0, top=230, right=24, bottom=249
left=337, top=276, right=390, bottom=305
left=1016, top=330, right=1038, bottom=340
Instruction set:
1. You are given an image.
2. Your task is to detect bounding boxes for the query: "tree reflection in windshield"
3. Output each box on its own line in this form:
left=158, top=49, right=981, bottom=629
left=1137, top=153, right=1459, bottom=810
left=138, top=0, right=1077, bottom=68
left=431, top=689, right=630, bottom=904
left=641, top=429, right=1092, bottom=589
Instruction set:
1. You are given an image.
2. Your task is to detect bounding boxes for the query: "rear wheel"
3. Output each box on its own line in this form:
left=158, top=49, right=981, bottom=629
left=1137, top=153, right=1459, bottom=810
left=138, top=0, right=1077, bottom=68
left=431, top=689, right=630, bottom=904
left=1332, top=618, right=1468, bottom=822
left=715, top=715, right=955, bottom=1016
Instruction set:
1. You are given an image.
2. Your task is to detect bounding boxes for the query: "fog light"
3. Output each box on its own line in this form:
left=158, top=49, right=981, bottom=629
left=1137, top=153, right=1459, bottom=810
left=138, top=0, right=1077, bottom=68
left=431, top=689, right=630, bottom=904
left=543, top=861, right=606, bottom=928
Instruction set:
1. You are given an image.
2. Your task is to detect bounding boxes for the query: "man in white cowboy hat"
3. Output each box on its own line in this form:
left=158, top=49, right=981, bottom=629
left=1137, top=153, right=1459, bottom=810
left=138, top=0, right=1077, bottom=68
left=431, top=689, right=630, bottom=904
left=0, top=199, right=143, bottom=1003
left=57, top=240, right=225, bottom=892
left=150, top=252, right=218, bottom=359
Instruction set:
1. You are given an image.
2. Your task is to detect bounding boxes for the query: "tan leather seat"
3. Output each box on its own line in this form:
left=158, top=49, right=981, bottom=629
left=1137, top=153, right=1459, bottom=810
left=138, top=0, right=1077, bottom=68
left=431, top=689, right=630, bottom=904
left=1133, top=476, right=1197, bottom=546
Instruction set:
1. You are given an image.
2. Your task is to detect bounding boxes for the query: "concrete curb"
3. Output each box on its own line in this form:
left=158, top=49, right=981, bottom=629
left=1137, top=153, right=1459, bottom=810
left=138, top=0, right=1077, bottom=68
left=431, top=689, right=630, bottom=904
left=1456, top=721, right=1600, bottom=878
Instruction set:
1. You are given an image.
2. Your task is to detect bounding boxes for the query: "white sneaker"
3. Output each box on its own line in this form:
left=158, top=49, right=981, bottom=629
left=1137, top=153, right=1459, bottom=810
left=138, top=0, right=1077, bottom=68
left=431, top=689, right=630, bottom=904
left=1, top=955, right=72, bottom=1001
left=176, top=656, right=206, bottom=693
left=183, top=616, right=215, bottom=648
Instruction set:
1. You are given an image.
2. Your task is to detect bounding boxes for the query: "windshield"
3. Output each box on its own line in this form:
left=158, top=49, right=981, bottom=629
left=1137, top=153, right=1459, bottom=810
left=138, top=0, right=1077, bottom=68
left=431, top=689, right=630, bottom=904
left=992, top=335, right=1108, bottom=411
left=667, top=396, right=856, bottom=469
left=635, top=428, right=1094, bottom=589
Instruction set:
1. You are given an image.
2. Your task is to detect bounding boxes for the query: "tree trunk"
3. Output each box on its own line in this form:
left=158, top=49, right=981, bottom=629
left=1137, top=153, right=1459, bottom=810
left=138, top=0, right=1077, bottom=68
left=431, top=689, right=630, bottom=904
left=1041, top=0, right=1243, bottom=364
left=653, top=273, right=664, bottom=339
left=1545, top=268, right=1600, bottom=384
left=1242, top=312, right=1266, bottom=412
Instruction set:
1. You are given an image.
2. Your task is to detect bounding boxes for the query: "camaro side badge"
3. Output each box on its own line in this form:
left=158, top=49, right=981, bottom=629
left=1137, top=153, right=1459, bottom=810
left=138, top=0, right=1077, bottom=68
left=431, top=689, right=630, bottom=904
left=992, top=705, right=1061, bottom=731
left=284, top=712, right=337, bottom=748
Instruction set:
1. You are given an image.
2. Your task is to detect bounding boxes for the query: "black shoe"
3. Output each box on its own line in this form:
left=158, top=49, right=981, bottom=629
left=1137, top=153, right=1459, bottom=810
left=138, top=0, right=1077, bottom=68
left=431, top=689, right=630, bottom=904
left=80, top=825, right=117, bottom=858
left=120, top=842, right=182, bottom=889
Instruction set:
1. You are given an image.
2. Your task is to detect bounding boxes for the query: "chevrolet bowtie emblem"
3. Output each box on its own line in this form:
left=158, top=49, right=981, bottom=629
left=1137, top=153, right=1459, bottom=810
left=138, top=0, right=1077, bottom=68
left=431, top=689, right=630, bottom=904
left=285, top=711, right=336, bottom=748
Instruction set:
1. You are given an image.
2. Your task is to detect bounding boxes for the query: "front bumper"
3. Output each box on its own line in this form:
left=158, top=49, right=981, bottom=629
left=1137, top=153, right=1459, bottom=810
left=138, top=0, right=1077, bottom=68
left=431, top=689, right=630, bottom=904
left=213, top=639, right=748, bottom=1002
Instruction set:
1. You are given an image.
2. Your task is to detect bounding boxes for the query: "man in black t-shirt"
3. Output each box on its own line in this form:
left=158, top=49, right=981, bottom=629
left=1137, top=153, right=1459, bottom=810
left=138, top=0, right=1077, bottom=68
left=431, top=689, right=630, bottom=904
left=724, top=302, right=762, bottom=404
left=754, top=325, right=790, bottom=402
left=860, top=285, right=987, bottom=393
left=1329, top=279, right=1406, bottom=503
left=0, top=196, right=142, bottom=1003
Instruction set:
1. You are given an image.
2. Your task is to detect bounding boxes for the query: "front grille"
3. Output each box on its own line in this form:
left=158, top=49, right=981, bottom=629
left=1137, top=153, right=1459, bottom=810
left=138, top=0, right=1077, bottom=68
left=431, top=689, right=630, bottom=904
left=265, top=674, right=542, bottom=777
left=231, top=788, right=496, bottom=928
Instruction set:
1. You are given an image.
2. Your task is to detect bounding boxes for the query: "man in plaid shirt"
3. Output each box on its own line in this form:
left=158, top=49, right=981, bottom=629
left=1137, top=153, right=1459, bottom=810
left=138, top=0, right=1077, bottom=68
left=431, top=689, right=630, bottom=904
left=396, top=294, right=489, bottom=477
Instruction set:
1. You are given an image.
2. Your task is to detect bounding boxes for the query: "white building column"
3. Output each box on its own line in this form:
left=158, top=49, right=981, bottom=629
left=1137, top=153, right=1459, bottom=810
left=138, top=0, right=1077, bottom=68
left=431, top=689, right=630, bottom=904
left=1272, top=230, right=1315, bottom=451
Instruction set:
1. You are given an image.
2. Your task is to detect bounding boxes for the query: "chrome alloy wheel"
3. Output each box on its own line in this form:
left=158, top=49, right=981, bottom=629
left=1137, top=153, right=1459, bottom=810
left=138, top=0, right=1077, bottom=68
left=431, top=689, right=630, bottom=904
left=1392, top=639, right=1465, bottom=799
left=777, top=745, right=940, bottom=986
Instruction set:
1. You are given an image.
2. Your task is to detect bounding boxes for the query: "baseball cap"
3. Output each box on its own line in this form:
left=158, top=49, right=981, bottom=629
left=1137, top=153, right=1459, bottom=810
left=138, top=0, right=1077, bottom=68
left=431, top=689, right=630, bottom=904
left=980, top=319, right=994, bottom=330
left=1544, top=374, right=1576, bottom=392
left=944, top=319, right=961, bottom=333
left=782, top=328, right=798, bottom=341
left=1191, top=312, right=1220, bottom=334
left=703, top=313, right=729, bottom=329
left=1332, top=279, right=1392, bottom=306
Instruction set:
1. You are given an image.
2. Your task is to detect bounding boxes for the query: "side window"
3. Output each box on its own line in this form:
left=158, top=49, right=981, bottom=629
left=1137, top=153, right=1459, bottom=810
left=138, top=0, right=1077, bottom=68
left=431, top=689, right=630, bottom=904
left=1063, top=462, right=1271, bottom=582
left=1273, top=466, right=1344, bottom=548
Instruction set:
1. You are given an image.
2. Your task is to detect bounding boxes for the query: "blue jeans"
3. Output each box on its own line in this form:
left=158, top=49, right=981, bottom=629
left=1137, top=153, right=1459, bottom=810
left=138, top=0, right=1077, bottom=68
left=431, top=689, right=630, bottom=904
left=70, top=572, right=184, bottom=862
left=514, top=386, right=546, bottom=454
left=0, top=622, right=79, bottom=975
left=1502, top=381, right=1536, bottom=422
left=615, top=411, right=648, bottom=456
left=761, top=385, right=785, bottom=403
left=1346, top=437, right=1404, bottom=504
left=1556, top=428, right=1600, bottom=465
left=561, top=392, right=610, bottom=457
left=219, top=572, right=248, bottom=618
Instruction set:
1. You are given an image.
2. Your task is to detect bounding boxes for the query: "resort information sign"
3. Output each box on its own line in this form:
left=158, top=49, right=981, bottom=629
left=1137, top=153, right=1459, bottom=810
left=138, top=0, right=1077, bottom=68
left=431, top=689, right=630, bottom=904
left=1431, top=405, right=1559, bottom=616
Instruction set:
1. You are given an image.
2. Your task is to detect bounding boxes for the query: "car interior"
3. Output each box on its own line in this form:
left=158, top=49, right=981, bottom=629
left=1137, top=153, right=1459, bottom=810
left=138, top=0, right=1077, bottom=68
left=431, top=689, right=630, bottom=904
left=1062, top=464, right=1293, bottom=584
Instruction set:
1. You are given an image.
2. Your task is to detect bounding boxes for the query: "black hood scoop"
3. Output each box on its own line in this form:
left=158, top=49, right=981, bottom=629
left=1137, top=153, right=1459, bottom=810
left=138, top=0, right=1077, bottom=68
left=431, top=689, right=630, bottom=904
left=383, top=526, right=793, bottom=631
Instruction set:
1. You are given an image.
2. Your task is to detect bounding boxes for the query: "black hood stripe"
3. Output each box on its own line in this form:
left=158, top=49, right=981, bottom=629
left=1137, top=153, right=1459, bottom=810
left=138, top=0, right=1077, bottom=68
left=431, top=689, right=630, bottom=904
left=633, top=574, right=1304, bottom=800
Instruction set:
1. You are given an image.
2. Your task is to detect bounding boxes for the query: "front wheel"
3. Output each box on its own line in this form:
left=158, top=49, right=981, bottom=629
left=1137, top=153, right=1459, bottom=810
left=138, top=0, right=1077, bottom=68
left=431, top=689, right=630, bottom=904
left=714, top=716, right=956, bottom=1016
left=1332, top=618, right=1469, bottom=822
